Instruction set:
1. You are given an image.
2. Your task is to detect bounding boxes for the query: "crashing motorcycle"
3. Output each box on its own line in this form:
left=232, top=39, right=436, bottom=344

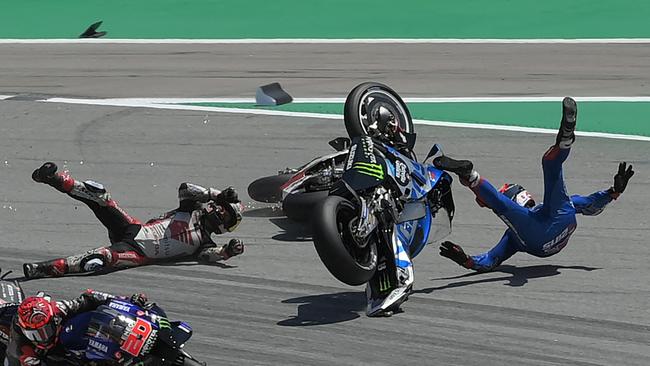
left=247, top=137, right=351, bottom=222
left=0, top=272, right=206, bottom=366
left=311, top=82, right=455, bottom=316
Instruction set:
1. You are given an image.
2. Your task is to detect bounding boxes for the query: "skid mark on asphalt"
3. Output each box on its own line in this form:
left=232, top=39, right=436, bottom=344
left=74, top=108, right=137, bottom=160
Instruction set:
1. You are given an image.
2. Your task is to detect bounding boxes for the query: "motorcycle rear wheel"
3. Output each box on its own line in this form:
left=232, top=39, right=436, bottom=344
left=282, top=191, right=329, bottom=222
left=247, top=173, right=293, bottom=203
left=312, top=196, right=377, bottom=286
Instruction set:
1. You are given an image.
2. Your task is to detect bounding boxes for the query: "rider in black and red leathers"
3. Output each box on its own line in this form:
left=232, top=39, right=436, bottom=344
left=4, top=290, right=147, bottom=366
left=23, top=162, right=245, bottom=279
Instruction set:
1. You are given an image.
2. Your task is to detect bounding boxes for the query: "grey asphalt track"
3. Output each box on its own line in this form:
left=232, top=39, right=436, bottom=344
left=0, top=44, right=649, bottom=365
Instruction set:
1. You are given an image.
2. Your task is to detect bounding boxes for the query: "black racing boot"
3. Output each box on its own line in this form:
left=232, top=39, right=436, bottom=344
left=32, top=162, right=59, bottom=184
left=32, top=162, right=76, bottom=193
left=433, top=156, right=473, bottom=177
left=23, top=262, right=46, bottom=279
left=23, top=259, right=67, bottom=279
left=556, top=97, right=577, bottom=148
left=433, top=156, right=480, bottom=187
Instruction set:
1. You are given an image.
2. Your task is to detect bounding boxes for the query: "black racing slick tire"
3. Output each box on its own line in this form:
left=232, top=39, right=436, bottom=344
left=247, top=174, right=293, bottom=203
left=312, top=196, right=377, bottom=286
left=282, top=191, right=329, bottom=222
left=343, top=82, right=413, bottom=139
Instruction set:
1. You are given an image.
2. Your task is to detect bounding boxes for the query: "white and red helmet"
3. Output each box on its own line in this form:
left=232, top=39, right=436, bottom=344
left=203, top=202, right=243, bottom=234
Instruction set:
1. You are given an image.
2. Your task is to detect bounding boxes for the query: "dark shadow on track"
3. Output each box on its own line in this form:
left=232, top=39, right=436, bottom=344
left=415, top=264, right=600, bottom=294
left=154, top=260, right=236, bottom=269
left=13, top=258, right=237, bottom=282
left=277, top=291, right=365, bottom=326
left=270, top=218, right=312, bottom=242
left=242, top=206, right=285, bottom=218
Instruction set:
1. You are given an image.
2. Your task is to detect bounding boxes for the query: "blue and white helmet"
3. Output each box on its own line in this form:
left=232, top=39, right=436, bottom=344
left=499, top=183, right=536, bottom=208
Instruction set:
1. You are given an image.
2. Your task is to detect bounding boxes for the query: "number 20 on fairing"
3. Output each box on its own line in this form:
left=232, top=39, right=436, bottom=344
left=121, top=319, right=153, bottom=356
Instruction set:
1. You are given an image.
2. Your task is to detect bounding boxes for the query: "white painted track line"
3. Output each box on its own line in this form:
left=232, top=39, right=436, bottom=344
left=42, top=97, right=650, bottom=142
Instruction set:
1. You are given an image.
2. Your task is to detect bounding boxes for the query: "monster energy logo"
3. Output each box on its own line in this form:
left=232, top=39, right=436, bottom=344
left=353, top=162, right=384, bottom=179
left=158, top=317, right=171, bottom=329
left=379, top=271, right=391, bottom=292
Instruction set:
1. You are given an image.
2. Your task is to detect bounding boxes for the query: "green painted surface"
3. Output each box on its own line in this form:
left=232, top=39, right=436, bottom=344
left=2, top=1, right=650, bottom=39
left=185, top=102, right=650, bottom=137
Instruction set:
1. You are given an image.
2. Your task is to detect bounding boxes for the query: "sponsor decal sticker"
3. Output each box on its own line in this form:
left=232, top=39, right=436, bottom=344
left=345, top=144, right=357, bottom=170
left=89, top=339, right=109, bottom=353
left=122, top=318, right=154, bottom=356
left=109, top=301, right=132, bottom=312
left=353, top=162, right=384, bottom=179
left=394, top=159, right=409, bottom=186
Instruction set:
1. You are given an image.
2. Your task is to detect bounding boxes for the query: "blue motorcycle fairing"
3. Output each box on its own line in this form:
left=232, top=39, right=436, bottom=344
left=342, top=137, right=454, bottom=263
left=383, top=144, right=453, bottom=258
left=393, top=204, right=432, bottom=259
left=383, top=144, right=448, bottom=201
left=59, top=312, right=92, bottom=352
left=169, top=321, right=193, bottom=346
left=59, top=299, right=162, bottom=362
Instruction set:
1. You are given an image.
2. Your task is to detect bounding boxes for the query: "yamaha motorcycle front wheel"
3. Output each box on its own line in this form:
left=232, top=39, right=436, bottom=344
left=312, top=196, right=377, bottom=286
left=343, top=82, right=414, bottom=143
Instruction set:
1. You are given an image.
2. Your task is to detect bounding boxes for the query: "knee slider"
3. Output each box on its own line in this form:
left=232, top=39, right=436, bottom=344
left=83, top=180, right=106, bottom=194
left=71, top=180, right=111, bottom=204
left=83, top=180, right=111, bottom=201
left=80, top=249, right=112, bottom=272
left=82, top=258, right=106, bottom=272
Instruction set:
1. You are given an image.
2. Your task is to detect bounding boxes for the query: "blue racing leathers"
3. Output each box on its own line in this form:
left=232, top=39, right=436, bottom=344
left=469, top=145, right=614, bottom=272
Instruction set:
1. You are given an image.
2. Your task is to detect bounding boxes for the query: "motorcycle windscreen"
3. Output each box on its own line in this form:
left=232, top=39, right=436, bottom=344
left=407, top=205, right=453, bottom=258
left=342, top=136, right=386, bottom=191
left=427, top=207, right=452, bottom=244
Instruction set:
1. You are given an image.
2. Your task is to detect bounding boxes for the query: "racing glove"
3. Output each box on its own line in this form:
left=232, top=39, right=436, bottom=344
left=224, top=238, right=245, bottom=258
left=608, top=162, right=635, bottom=199
left=129, top=293, right=149, bottom=308
left=212, top=186, right=239, bottom=204
left=439, top=241, right=474, bottom=269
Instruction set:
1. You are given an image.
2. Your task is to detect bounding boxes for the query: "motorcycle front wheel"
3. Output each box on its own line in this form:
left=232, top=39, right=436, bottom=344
left=312, top=196, right=377, bottom=286
left=343, top=82, right=413, bottom=141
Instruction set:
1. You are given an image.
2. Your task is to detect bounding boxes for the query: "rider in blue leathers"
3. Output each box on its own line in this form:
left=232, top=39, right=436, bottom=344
left=433, top=97, right=635, bottom=272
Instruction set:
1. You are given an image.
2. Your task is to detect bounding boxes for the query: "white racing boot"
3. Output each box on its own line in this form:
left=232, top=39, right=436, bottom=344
left=366, top=266, right=413, bottom=317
